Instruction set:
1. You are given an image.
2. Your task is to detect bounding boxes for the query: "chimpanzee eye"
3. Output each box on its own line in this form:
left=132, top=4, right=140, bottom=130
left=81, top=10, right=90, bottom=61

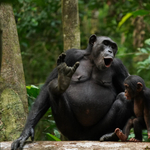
left=103, top=40, right=109, bottom=46
left=111, top=43, right=117, bottom=49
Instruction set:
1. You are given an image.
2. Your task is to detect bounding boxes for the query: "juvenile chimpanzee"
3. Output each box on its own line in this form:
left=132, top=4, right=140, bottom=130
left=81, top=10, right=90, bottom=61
left=11, top=35, right=133, bottom=150
left=115, top=75, right=150, bottom=142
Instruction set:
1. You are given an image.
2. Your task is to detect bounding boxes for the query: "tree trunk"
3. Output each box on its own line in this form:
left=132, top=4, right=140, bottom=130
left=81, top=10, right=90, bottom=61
left=0, top=3, right=28, bottom=141
left=61, top=0, right=80, bottom=51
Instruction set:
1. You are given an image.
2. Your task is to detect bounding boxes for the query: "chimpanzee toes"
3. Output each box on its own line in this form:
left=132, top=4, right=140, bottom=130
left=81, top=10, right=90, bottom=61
left=57, top=53, right=66, bottom=66
left=115, top=128, right=120, bottom=133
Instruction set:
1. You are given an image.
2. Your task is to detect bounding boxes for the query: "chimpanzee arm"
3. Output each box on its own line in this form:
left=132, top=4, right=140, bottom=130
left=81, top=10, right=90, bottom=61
left=11, top=84, right=50, bottom=150
left=49, top=53, right=79, bottom=95
left=11, top=67, right=59, bottom=150
left=144, top=89, right=150, bottom=139
left=112, top=58, right=129, bottom=94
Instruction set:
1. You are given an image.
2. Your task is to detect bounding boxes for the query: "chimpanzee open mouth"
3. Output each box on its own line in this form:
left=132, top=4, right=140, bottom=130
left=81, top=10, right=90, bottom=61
left=104, top=58, right=113, bottom=67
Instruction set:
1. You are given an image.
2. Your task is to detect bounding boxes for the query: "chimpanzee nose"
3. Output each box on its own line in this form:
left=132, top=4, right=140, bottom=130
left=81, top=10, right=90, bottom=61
left=108, top=50, right=112, bottom=53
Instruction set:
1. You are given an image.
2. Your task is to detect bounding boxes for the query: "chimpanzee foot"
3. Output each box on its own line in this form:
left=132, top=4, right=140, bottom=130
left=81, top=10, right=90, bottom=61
left=100, top=132, right=119, bottom=142
left=57, top=53, right=79, bottom=93
left=115, top=128, right=127, bottom=142
left=129, top=138, right=141, bottom=142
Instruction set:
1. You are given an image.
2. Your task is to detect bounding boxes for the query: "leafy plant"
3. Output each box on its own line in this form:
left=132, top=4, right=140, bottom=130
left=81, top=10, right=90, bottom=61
left=46, top=131, right=61, bottom=141
left=26, top=85, right=40, bottom=111
left=128, top=128, right=135, bottom=140
left=118, top=9, right=150, bottom=28
left=128, top=128, right=150, bottom=142
left=137, top=38, right=150, bottom=73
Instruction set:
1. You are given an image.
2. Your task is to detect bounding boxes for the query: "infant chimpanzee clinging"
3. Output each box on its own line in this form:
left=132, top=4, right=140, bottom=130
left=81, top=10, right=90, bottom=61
left=115, top=75, right=150, bottom=142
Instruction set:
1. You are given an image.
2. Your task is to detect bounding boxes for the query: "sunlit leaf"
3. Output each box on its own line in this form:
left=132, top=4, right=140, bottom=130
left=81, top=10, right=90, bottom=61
left=139, top=48, right=148, bottom=54
left=26, top=85, right=40, bottom=98
left=118, top=13, right=132, bottom=28
left=118, top=10, right=150, bottom=28
left=46, top=133, right=61, bottom=141
left=145, top=39, right=150, bottom=46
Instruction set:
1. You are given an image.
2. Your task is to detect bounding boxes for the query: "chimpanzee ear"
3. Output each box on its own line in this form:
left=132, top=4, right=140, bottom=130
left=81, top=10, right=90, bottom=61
left=89, top=34, right=97, bottom=45
left=137, top=82, right=143, bottom=92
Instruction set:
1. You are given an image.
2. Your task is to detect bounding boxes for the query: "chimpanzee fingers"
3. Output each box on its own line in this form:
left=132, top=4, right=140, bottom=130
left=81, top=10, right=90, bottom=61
left=57, top=53, right=66, bottom=66
left=70, top=62, right=79, bottom=75
left=11, top=142, right=19, bottom=150
left=67, top=62, right=79, bottom=76
left=73, top=62, right=80, bottom=72
left=11, top=140, right=19, bottom=150
left=19, top=139, right=26, bottom=150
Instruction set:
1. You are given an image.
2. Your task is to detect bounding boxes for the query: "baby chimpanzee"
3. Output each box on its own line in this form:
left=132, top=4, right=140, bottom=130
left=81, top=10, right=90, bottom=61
left=115, top=75, right=150, bottom=142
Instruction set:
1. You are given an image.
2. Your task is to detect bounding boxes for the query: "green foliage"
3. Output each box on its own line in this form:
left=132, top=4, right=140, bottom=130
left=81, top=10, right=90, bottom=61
left=118, top=13, right=132, bottom=28
left=26, top=85, right=61, bottom=141
left=13, top=0, right=62, bottom=85
left=129, top=128, right=150, bottom=142
left=142, top=130, right=150, bottom=142
left=118, top=10, right=150, bottom=28
left=137, top=56, right=150, bottom=73
left=137, top=39, right=150, bottom=73
left=136, top=38, right=150, bottom=88
left=128, top=128, right=135, bottom=140
left=26, top=85, right=40, bottom=111
left=46, top=132, right=61, bottom=141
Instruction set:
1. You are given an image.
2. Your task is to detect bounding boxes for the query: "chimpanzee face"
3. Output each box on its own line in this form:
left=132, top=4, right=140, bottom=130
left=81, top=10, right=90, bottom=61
left=89, top=35, right=118, bottom=70
left=124, top=84, right=134, bottom=100
left=124, top=75, right=145, bottom=100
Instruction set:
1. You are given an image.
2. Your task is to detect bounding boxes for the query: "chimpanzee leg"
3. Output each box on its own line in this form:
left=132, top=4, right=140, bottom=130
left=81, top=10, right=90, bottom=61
left=86, top=93, right=133, bottom=141
left=114, top=118, right=133, bottom=141
left=49, top=94, right=125, bottom=141
left=48, top=89, right=85, bottom=140
left=133, top=118, right=144, bottom=141
left=123, top=118, right=133, bottom=137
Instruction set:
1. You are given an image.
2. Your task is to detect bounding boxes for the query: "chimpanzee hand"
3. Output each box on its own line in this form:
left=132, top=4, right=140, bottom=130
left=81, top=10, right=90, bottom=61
left=11, top=127, right=34, bottom=150
left=57, top=53, right=79, bottom=93
left=57, top=53, right=79, bottom=77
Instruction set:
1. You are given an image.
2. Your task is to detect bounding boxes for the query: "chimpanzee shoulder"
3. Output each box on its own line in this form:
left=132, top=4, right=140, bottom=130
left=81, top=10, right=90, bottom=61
left=45, top=48, right=87, bottom=86
left=111, top=58, right=129, bottom=93
left=112, top=58, right=128, bottom=76
left=65, top=48, right=88, bottom=67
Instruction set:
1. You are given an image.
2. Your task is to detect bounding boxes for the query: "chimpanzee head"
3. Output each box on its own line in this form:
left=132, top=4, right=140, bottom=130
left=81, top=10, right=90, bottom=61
left=124, top=75, right=146, bottom=100
left=89, top=34, right=118, bottom=70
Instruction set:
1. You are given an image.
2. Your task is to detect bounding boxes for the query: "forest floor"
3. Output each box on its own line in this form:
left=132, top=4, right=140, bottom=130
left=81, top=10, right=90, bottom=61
left=1, top=141, right=150, bottom=150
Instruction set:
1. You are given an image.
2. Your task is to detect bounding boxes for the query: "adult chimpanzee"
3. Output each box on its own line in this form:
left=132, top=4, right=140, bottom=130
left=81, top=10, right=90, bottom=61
left=115, top=75, right=150, bottom=142
left=11, top=35, right=134, bottom=150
